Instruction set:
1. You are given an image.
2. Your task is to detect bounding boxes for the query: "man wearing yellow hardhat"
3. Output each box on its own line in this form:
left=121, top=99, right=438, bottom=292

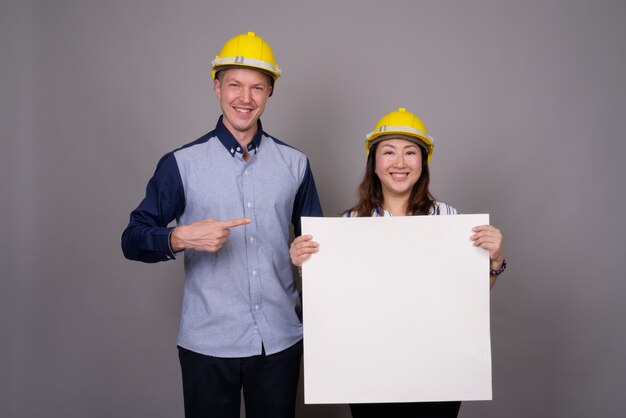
left=122, top=32, right=322, bottom=418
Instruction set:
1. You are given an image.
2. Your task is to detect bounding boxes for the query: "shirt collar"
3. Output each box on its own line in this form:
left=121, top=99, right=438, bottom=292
left=215, top=116, right=263, bottom=157
left=374, top=207, right=392, bottom=217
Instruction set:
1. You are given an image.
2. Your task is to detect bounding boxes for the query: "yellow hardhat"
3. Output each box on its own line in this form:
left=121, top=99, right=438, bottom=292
left=211, top=32, right=282, bottom=81
left=365, top=108, right=435, bottom=162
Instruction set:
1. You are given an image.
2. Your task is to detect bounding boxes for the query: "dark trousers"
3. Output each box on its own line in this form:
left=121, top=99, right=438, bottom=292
left=350, top=401, right=461, bottom=418
left=178, top=341, right=302, bottom=418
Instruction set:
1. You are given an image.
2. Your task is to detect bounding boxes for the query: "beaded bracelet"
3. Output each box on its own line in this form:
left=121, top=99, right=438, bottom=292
left=490, top=258, right=507, bottom=276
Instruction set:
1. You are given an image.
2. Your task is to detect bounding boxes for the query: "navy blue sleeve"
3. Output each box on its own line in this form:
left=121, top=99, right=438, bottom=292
left=121, top=153, right=186, bottom=263
left=291, top=159, right=323, bottom=236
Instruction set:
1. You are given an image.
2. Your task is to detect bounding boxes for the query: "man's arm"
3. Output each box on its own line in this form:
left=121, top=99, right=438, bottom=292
left=291, top=159, right=323, bottom=236
left=121, top=153, right=186, bottom=263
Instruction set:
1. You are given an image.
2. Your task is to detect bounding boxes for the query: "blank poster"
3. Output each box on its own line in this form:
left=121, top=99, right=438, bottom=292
left=301, top=214, right=492, bottom=404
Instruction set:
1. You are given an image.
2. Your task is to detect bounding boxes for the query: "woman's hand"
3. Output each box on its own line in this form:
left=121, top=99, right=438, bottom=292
left=470, top=225, right=504, bottom=270
left=289, top=235, right=319, bottom=267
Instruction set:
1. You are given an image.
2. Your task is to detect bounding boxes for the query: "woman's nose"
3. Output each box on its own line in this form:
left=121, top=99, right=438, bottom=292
left=394, top=155, right=406, bottom=167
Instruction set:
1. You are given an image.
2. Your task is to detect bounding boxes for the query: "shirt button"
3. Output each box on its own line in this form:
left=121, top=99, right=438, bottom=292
left=236, top=146, right=241, bottom=152
left=247, top=202, right=252, bottom=208
left=249, top=236, right=255, bottom=243
left=254, top=305, right=259, bottom=310
left=245, top=170, right=250, bottom=175
left=252, top=270, right=257, bottom=276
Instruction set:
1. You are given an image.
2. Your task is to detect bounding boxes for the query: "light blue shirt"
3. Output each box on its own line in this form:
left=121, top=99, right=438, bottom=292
left=122, top=117, right=323, bottom=357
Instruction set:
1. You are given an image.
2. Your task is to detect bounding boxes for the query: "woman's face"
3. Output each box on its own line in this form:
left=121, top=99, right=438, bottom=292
left=374, top=138, right=423, bottom=201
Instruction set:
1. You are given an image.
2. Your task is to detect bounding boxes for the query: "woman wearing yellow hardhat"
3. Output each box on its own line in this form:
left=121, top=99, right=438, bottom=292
left=290, top=107, right=506, bottom=418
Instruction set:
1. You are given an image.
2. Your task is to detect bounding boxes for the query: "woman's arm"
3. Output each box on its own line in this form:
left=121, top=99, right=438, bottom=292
left=470, top=225, right=505, bottom=289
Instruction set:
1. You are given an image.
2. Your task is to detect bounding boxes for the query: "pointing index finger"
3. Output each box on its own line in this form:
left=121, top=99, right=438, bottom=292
left=220, top=218, right=252, bottom=229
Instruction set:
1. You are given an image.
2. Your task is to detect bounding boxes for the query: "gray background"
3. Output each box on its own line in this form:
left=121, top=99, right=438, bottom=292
left=2, top=0, right=625, bottom=417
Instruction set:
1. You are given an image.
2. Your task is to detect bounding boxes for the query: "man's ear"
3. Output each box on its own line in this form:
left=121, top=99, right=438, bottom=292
left=214, top=77, right=222, bottom=97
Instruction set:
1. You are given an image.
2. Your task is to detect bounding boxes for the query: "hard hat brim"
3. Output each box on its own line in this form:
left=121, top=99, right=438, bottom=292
left=212, top=65, right=277, bottom=86
left=368, top=134, right=432, bottom=153
left=211, top=56, right=281, bottom=80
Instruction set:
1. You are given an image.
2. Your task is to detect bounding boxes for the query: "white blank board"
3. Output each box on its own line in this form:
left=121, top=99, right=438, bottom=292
left=301, top=214, right=492, bottom=404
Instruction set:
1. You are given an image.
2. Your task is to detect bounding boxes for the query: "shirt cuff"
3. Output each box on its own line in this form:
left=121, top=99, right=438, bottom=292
left=163, top=227, right=178, bottom=259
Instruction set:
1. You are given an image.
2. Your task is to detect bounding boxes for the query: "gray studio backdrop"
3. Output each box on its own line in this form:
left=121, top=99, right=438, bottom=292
left=2, top=0, right=625, bottom=417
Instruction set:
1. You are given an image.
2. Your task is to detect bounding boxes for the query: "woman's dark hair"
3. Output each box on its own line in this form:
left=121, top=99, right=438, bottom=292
left=345, top=141, right=435, bottom=216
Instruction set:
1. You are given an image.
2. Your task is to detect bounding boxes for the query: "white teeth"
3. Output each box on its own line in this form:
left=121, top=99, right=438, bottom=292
left=391, top=173, right=408, bottom=179
left=235, top=108, right=252, bottom=113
